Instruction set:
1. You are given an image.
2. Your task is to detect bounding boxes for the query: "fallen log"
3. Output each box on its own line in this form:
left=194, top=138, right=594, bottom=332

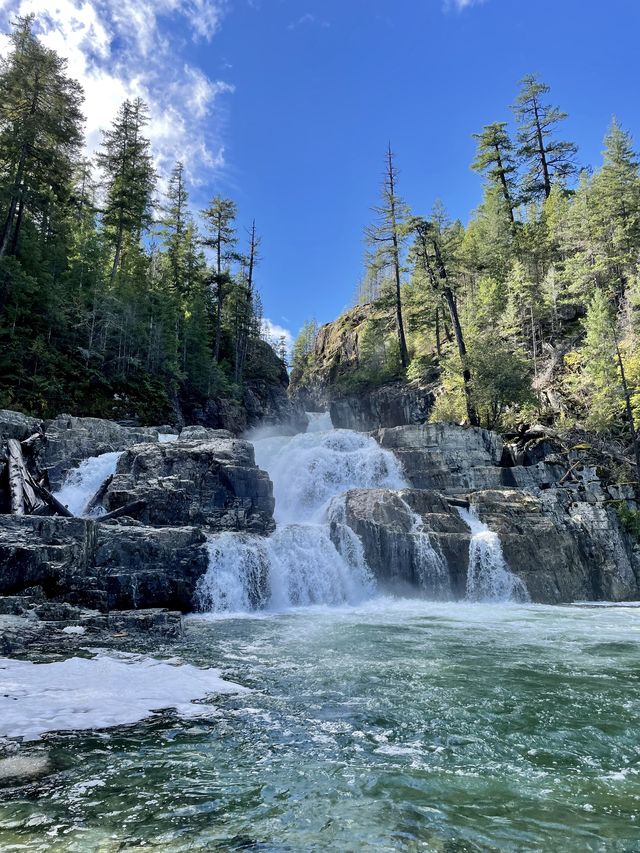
left=20, top=432, right=42, bottom=451
left=32, top=480, right=74, bottom=518
left=558, top=461, right=583, bottom=486
left=95, top=500, right=146, bottom=523
left=7, top=439, right=45, bottom=515
left=447, top=496, right=470, bottom=509
left=85, top=474, right=113, bottom=516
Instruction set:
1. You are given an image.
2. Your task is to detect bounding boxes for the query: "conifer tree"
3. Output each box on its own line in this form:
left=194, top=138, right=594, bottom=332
left=201, top=195, right=238, bottom=361
left=513, top=75, right=577, bottom=201
left=0, top=15, right=84, bottom=295
left=471, top=122, right=518, bottom=222
left=365, top=144, right=410, bottom=369
left=97, top=98, right=156, bottom=284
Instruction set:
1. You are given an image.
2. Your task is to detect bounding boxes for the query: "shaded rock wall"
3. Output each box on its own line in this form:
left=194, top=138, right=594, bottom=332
left=103, top=436, right=275, bottom=533
left=0, top=516, right=209, bottom=613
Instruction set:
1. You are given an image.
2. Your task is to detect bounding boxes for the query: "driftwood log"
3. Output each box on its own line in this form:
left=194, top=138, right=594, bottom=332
left=7, top=439, right=45, bottom=515
left=4, top=438, right=74, bottom=518
left=95, top=500, right=146, bottom=523
left=85, top=474, right=114, bottom=515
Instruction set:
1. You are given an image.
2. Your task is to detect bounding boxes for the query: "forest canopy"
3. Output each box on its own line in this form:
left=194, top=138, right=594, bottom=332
left=0, top=16, right=276, bottom=422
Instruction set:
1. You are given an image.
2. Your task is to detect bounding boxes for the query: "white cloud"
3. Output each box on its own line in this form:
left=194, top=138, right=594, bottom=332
left=261, top=318, right=294, bottom=356
left=0, top=0, right=232, bottom=183
left=444, top=0, right=486, bottom=10
left=287, top=13, right=330, bottom=30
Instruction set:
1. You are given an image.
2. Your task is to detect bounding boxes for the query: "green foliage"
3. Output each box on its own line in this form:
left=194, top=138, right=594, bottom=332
left=0, top=18, right=278, bottom=422
left=615, top=503, right=640, bottom=541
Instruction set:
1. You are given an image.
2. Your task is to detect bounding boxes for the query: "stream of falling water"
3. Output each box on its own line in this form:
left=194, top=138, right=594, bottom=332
left=196, top=413, right=407, bottom=612
left=456, top=506, right=530, bottom=602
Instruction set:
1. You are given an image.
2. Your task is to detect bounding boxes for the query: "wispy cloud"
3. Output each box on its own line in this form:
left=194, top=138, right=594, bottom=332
left=0, top=0, right=233, bottom=183
left=444, top=0, right=487, bottom=11
left=287, top=12, right=330, bottom=30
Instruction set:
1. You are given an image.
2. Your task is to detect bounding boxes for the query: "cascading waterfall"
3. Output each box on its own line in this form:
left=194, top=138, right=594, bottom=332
left=456, top=506, right=530, bottom=603
left=52, top=434, right=177, bottom=517
left=397, top=496, right=452, bottom=598
left=53, top=451, right=123, bottom=517
left=196, top=413, right=406, bottom=613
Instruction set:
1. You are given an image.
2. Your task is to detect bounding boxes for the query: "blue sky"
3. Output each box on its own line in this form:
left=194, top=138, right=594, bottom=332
left=1, top=0, right=639, bottom=348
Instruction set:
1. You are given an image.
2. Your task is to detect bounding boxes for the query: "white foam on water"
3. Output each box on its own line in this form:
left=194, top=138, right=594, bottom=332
left=53, top=451, right=122, bottom=517
left=0, top=653, right=248, bottom=741
left=158, top=433, right=179, bottom=443
left=456, top=506, right=530, bottom=603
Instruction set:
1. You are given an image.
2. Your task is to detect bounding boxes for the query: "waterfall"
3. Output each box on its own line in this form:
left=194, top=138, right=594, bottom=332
left=397, top=497, right=452, bottom=598
left=456, top=507, right=530, bottom=603
left=53, top=451, right=122, bottom=517
left=196, top=413, right=405, bottom=613
left=52, top=434, right=176, bottom=517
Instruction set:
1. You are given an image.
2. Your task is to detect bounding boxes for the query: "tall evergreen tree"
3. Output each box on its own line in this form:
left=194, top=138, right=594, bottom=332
left=513, top=75, right=577, bottom=201
left=365, top=144, right=410, bottom=368
left=0, top=15, right=84, bottom=306
left=97, top=98, right=155, bottom=284
left=471, top=122, right=518, bottom=223
left=411, top=215, right=480, bottom=426
left=201, top=195, right=238, bottom=362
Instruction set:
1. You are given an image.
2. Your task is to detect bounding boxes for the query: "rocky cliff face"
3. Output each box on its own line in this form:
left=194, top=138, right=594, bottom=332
left=335, top=423, right=640, bottom=604
left=103, top=432, right=274, bottom=533
left=183, top=340, right=308, bottom=435
left=289, top=304, right=436, bottom=430
left=0, top=412, right=278, bottom=622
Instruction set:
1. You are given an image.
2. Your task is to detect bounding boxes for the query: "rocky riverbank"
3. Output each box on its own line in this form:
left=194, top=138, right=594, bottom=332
left=1, top=406, right=640, bottom=664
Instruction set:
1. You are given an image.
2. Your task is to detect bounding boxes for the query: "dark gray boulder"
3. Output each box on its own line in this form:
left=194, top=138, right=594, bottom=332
left=336, top=488, right=469, bottom=598
left=93, top=523, right=208, bottom=611
left=0, top=409, right=42, bottom=443
left=42, top=415, right=162, bottom=489
left=0, top=516, right=93, bottom=596
left=102, top=436, right=275, bottom=533
left=0, top=515, right=209, bottom=613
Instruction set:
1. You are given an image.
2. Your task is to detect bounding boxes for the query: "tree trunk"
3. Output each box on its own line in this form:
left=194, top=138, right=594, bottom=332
left=533, top=98, right=552, bottom=199
left=615, top=339, right=640, bottom=500
left=433, top=241, right=480, bottom=427
left=494, top=142, right=515, bottom=224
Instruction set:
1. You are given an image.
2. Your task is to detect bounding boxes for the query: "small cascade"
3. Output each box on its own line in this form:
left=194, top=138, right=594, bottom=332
left=197, top=413, right=403, bottom=614
left=53, top=451, right=122, bottom=517
left=197, top=520, right=374, bottom=614
left=456, top=506, right=530, bottom=603
left=397, top=497, right=451, bottom=599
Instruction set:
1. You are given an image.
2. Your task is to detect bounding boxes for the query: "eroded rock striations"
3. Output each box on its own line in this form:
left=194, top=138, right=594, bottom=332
left=335, top=422, right=640, bottom=604
left=0, top=413, right=277, bottom=631
left=102, top=434, right=274, bottom=533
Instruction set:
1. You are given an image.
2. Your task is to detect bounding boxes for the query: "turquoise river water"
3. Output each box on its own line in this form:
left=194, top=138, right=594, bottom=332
left=1, top=598, right=639, bottom=852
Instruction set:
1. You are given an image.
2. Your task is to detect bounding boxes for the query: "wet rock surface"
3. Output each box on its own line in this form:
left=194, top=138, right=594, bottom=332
left=356, top=422, right=640, bottom=603
left=102, top=436, right=275, bottom=533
